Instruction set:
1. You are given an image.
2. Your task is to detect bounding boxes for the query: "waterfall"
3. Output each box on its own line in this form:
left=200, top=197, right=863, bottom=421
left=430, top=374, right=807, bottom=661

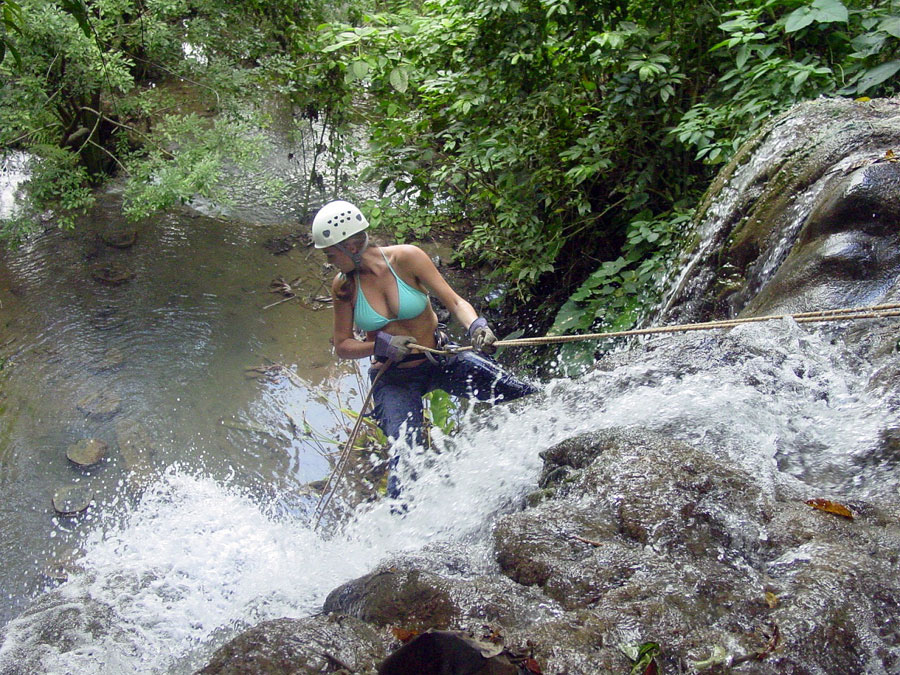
left=1, top=311, right=895, bottom=673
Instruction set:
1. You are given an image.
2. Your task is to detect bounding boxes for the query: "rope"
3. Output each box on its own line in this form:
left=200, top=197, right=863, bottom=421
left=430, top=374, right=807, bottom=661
left=311, top=360, right=392, bottom=530
left=409, top=303, right=900, bottom=355
left=311, top=301, right=897, bottom=528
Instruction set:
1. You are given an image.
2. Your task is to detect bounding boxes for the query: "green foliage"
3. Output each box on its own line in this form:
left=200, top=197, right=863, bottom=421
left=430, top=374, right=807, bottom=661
left=121, top=113, right=273, bottom=220
left=548, top=206, right=691, bottom=368
left=0, top=0, right=323, bottom=244
left=1, top=0, right=25, bottom=66
left=672, top=0, right=900, bottom=164
left=297, top=0, right=898, bottom=370
left=424, top=389, right=458, bottom=437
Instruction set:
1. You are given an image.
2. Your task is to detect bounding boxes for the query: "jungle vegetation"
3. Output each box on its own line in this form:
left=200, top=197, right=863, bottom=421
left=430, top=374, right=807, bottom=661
left=1, top=0, right=898, bottom=341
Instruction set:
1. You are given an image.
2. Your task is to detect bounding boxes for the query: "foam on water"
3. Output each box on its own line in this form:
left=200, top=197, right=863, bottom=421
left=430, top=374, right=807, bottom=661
left=1, top=320, right=896, bottom=673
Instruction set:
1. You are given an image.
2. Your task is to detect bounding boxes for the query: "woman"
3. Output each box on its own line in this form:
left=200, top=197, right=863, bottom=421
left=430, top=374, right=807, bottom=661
left=313, top=200, right=538, bottom=498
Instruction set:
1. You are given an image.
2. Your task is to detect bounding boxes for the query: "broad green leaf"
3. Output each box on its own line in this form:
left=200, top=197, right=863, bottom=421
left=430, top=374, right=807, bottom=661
left=322, top=40, right=358, bottom=53
left=881, top=16, right=900, bottom=38
left=785, top=8, right=815, bottom=33
left=811, top=0, right=848, bottom=24
left=548, top=296, right=590, bottom=335
left=58, top=0, right=91, bottom=38
left=390, top=66, right=409, bottom=94
left=856, top=60, right=900, bottom=93
left=351, top=60, right=370, bottom=79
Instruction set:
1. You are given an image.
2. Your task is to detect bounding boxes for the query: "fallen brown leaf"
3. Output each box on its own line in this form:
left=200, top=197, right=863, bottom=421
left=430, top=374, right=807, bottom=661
left=806, top=498, right=853, bottom=519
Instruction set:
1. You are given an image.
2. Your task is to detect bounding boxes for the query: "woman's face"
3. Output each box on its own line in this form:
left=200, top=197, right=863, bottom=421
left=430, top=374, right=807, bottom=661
left=323, top=244, right=355, bottom=273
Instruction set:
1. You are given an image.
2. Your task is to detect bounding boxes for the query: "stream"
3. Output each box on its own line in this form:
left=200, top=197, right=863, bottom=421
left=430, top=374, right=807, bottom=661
left=0, top=183, right=361, bottom=627
left=1, top=97, right=899, bottom=673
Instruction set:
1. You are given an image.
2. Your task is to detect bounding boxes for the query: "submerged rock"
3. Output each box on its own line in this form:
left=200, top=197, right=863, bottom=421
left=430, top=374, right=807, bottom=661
left=90, top=262, right=134, bottom=285
left=114, top=419, right=158, bottom=488
left=76, top=391, right=121, bottom=418
left=100, top=229, right=137, bottom=249
left=65, top=439, right=107, bottom=468
left=95, top=347, right=125, bottom=371
left=51, top=485, right=93, bottom=516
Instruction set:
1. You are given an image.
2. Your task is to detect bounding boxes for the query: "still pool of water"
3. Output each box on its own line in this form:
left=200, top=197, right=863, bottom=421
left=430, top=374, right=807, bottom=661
left=0, top=190, right=362, bottom=625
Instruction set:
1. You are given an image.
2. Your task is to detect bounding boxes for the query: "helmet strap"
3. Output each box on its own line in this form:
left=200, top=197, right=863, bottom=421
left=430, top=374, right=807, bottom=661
left=334, top=232, right=368, bottom=269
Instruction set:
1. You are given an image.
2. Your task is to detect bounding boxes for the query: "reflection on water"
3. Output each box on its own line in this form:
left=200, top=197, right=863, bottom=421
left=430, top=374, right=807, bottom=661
left=0, top=191, right=360, bottom=625
left=0, top=153, right=29, bottom=220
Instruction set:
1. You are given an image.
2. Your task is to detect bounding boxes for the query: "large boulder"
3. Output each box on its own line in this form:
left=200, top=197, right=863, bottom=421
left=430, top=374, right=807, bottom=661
left=661, top=97, right=900, bottom=323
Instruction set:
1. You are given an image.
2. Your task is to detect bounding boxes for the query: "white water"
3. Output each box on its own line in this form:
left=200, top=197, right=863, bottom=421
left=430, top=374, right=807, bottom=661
left=1, top=317, right=895, bottom=673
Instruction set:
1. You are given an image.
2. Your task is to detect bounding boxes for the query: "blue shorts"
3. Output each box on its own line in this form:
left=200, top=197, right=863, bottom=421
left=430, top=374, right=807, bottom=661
left=368, top=351, right=538, bottom=497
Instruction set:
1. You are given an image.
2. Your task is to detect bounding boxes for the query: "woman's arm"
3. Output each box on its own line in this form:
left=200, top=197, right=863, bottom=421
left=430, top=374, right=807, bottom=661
left=330, top=274, right=375, bottom=360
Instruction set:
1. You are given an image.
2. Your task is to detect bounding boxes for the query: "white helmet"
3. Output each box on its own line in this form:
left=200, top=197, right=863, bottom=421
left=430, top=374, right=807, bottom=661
left=312, top=200, right=369, bottom=248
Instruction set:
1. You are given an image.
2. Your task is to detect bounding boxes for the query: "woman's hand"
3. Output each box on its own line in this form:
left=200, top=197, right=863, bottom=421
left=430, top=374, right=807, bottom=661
left=374, top=332, right=416, bottom=361
left=468, top=317, right=497, bottom=355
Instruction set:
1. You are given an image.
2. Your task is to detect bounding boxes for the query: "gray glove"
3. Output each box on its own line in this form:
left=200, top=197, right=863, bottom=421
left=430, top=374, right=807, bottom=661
left=374, top=331, right=415, bottom=361
left=468, top=317, right=497, bottom=355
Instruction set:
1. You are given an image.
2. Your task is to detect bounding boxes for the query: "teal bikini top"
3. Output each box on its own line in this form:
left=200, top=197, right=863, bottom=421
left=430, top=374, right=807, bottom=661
left=354, top=248, right=429, bottom=332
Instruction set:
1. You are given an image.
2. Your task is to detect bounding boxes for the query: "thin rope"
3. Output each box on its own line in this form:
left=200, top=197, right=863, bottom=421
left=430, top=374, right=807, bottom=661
left=313, top=302, right=898, bottom=526
left=311, top=360, right=392, bottom=530
left=409, top=303, right=900, bottom=354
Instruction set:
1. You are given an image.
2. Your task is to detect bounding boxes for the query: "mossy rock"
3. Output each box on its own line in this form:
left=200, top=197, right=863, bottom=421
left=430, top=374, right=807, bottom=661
left=52, top=485, right=93, bottom=515
left=66, top=439, right=108, bottom=467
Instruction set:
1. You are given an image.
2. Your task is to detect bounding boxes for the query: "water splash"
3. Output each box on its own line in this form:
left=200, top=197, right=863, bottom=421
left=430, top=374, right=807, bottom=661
left=1, top=320, right=896, bottom=673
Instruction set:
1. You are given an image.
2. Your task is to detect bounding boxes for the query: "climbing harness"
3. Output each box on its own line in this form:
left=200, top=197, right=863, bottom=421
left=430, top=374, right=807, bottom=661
left=310, top=302, right=899, bottom=527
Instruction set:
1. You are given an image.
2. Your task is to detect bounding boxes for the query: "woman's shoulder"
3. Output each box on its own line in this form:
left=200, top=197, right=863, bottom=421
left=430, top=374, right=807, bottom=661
left=383, top=243, right=430, bottom=266
left=383, top=243, right=426, bottom=256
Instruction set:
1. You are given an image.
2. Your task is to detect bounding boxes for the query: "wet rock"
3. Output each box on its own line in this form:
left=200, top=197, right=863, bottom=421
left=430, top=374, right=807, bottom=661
left=378, top=630, right=517, bottom=675
left=0, top=583, right=127, bottom=675
left=262, top=231, right=311, bottom=255
left=321, top=543, right=554, bottom=635
left=114, top=419, right=158, bottom=488
left=90, top=262, right=134, bottom=285
left=198, top=615, right=386, bottom=675
left=307, top=479, right=327, bottom=492
left=100, top=229, right=137, bottom=249
left=661, top=97, right=900, bottom=324
left=39, top=548, right=84, bottom=585
left=324, top=567, right=459, bottom=632
left=65, top=439, right=107, bottom=468
left=76, top=391, right=121, bottom=418
left=51, top=485, right=93, bottom=515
